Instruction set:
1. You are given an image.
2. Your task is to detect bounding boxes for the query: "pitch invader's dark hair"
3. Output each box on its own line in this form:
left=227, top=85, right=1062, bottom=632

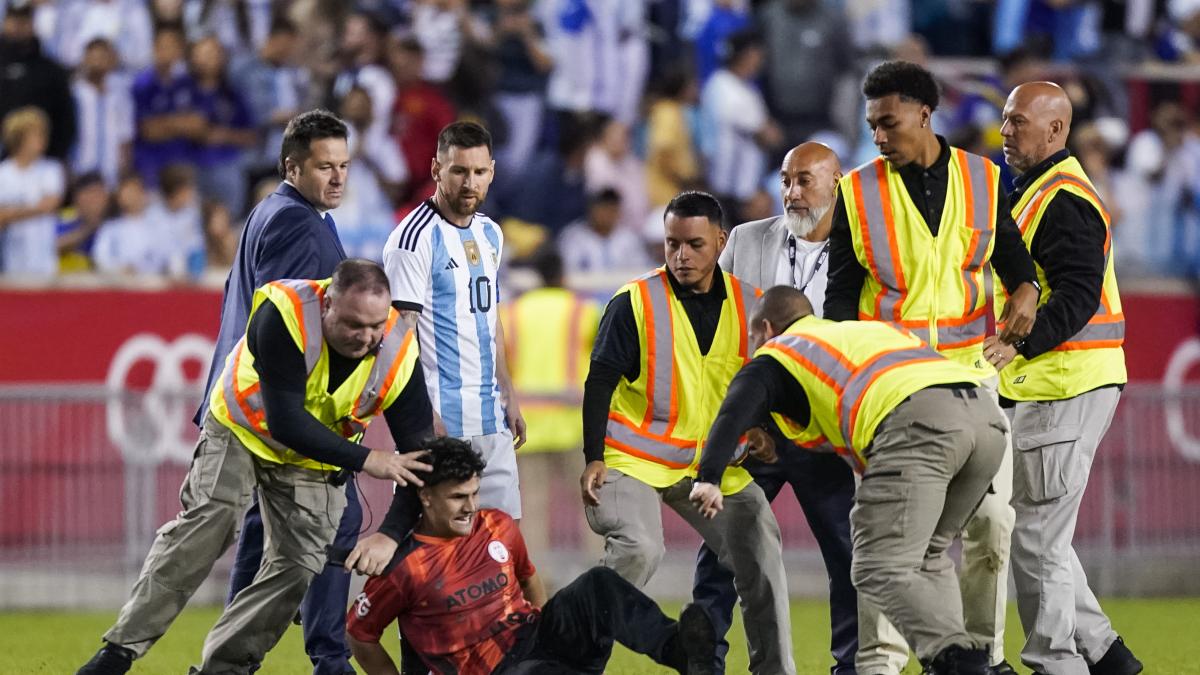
left=421, top=437, right=488, bottom=487
left=862, top=60, right=941, bottom=111
left=330, top=258, right=391, bottom=298
left=278, top=109, right=348, bottom=178
left=437, top=121, right=493, bottom=157
left=665, top=190, right=725, bottom=229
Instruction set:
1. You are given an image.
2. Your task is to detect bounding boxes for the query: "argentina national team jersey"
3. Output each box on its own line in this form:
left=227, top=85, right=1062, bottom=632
left=383, top=200, right=506, bottom=438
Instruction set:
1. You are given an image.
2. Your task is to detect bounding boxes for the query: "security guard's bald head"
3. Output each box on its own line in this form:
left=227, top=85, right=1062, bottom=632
left=750, top=286, right=813, bottom=349
left=1001, top=81, right=1073, bottom=174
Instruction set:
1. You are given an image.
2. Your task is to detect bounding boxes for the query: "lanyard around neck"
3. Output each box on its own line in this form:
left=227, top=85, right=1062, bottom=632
left=789, top=235, right=831, bottom=293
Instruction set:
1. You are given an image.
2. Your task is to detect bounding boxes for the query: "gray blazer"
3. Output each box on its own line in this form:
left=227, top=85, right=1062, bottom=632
left=719, top=216, right=790, bottom=290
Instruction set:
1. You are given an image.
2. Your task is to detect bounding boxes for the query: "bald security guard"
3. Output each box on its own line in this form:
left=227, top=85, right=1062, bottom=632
left=696, top=142, right=858, bottom=674
left=985, top=82, right=1143, bottom=675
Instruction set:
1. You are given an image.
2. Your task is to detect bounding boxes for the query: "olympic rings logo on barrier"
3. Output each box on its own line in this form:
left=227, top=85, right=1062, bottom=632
left=1163, top=336, right=1200, bottom=463
left=105, top=333, right=215, bottom=465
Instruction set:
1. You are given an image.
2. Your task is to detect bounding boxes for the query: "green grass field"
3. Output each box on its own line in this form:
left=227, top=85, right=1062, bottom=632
left=6, top=599, right=1197, bottom=673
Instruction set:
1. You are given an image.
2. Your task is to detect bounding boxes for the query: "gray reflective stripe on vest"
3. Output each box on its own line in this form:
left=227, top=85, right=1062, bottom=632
left=605, top=417, right=695, bottom=466
left=959, top=151, right=995, bottom=310
left=838, top=346, right=940, bottom=446
left=351, top=322, right=414, bottom=420
left=905, top=325, right=932, bottom=343
left=269, top=280, right=325, bottom=373
left=772, top=333, right=855, bottom=385
left=642, top=272, right=676, bottom=436
left=735, top=278, right=758, bottom=328
left=854, top=161, right=904, bottom=319
left=1065, top=319, right=1125, bottom=344
left=937, top=312, right=988, bottom=347
left=219, top=347, right=292, bottom=453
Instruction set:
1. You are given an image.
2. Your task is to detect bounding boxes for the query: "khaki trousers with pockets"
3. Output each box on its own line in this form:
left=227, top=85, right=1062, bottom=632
left=103, top=416, right=346, bottom=675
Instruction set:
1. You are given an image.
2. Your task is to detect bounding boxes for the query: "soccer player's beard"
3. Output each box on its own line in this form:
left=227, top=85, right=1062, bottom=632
left=783, top=201, right=830, bottom=239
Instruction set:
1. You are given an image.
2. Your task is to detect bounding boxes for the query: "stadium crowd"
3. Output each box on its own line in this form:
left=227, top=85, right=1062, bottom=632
left=2, top=0, right=1200, bottom=281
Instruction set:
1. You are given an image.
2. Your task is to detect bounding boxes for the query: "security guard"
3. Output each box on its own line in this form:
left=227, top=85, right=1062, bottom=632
left=578, top=191, right=795, bottom=675
left=692, top=286, right=1009, bottom=675
left=824, top=60, right=1040, bottom=675
left=502, top=248, right=601, bottom=563
left=985, top=82, right=1143, bottom=675
left=78, top=260, right=434, bottom=675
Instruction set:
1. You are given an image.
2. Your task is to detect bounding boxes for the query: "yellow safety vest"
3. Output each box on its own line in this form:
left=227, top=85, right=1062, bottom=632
left=841, top=147, right=999, bottom=375
left=209, top=278, right=420, bottom=470
left=757, top=316, right=982, bottom=471
left=502, top=287, right=600, bottom=453
left=605, top=268, right=759, bottom=495
left=993, top=156, right=1126, bottom=400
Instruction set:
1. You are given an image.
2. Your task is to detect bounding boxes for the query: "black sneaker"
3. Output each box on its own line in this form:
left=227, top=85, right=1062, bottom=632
left=925, top=645, right=991, bottom=675
left=677, top=603, right=717, bottom=675
left=990, top=661, right=1019, bottom=675
left=1090, top=636, right=1143, bottom=675
left=77, top=642, right=134, bottom=675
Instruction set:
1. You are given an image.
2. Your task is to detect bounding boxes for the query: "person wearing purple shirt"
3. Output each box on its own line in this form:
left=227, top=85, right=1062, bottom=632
left=131, top=23, right=205, bottom=186
left=189, top=35, right=257, bottom=217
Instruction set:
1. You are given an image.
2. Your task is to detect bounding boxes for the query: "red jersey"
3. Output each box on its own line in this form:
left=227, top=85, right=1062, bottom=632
left=347, top=509, right=538, bottom=675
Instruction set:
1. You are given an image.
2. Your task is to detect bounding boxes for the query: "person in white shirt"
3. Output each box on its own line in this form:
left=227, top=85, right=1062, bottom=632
left=71, top=37, right=134, bottom=189
left=0, top=106, right=65, bottom=278
left=700, top=30, right=782, bottom=222
left=558, top=188, right=652, bottom=276
left=93, top=172, right=161, bottom=275
left=337, top=86, right=409, bottom=262
left=698, top=141, right=861, bottom=675
left=378, top=122, right=526, bottom=557
left=584, top=116, right=650, bottom=237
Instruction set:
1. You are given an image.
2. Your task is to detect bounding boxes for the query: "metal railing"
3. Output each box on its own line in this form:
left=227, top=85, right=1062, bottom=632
left=1, top=384, right=1198, bottom=608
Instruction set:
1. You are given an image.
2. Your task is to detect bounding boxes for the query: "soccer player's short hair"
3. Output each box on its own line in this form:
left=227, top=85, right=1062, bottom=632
left=862, top=60, right=940, bottom=111
left=278, top=109, right=349, bottom=178
left=664, top=190, right=724, bottom=229
left=751, top=286, right=814, bottom=330
left=436, top=121, right=493, bottom=157
left=330, top=259, right=391, bottom=298
left=422, top=437, right=487, bottom=488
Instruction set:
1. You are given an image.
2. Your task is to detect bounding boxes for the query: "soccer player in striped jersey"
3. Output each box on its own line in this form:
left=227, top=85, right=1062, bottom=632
left=379, top=121, right=524, bottom=537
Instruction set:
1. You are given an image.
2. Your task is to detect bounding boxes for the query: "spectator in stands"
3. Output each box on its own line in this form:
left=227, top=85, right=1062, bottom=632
left=0, top=106, right=65, bottom=278
left=0, top=2, right=76, bottom=161
left=331, top=11, right=395, bottom=167
left=184, top=0, right=272, bottom=61
left=337, top=86, right=408, bottom=261
left=541, top=0, right=649, bottom=125
left=189, top=35, right=256, bottom=217
left=491, top=0, right=554, bottom=177
left=132, top=22, right=205, bottom=186
left=52, top=0, right=154, bottom=72
left=993, top=0, right=1103, bottom=61
left=845, top=0, right=911, bottom=51
left=385, top=33, right=456, bottom=209
left=56, top=171, right=109, bottom=272
left=411, top=0, right=489, bottom=85
left=693, top=0, right=750, bottom=84
left=93, top=172, right=160, bottom=275
left=201, top=200, right=238, bottom=271
left=72, top=37, right=134, bottom=189
left=644, top=68, right=702, bottom=209
left=759, top=0, right=851, bottom=146
left=1158, top=0, right=1200, bottom=62
left=150, top=162, right=205, bottom=278
left=231, top=17, right=308, bottom=178
left=585, top=115, right=650, bottom=236
left=495, top=112, right=590, bottom=235
left=700, top=30, right=781, bottom=224
left=558, top=188, right=651, bottom=275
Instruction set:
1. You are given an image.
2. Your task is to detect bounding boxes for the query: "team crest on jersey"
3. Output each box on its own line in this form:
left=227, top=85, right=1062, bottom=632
left=464, top=240, right=481, bottom=266
left=354, top=592, right=371, bottom=618
left=488, top=540, right=510, bottom=563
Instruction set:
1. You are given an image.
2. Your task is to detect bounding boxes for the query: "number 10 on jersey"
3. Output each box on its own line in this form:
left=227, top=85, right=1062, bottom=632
left=467, top=276, right=494, bottom=314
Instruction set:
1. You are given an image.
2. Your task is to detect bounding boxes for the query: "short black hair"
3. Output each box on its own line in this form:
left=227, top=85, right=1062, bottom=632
left=269, top=17, right=298, bottom=36
left=588, top=187, right=622, bottom=207
left=330, top=258, right=391, bottom=297
left=722, top=28, right=762, bottom=68
left=751, top=286, right=813, bottom=330
left=862, top=60, right=940, bottom=111
left=278, top=109, right=348, bottom=178
left=421, top=437, right=487, bottom=488
left=531, top=246, right=564, bottom=286
left=153, top=21, right=186, bottom=40
left=436, top=121, right=493, bottom=157
left=71, top=171, right=105, bottom=193
left=83, top=36, right=115, bottom=53
left=664, top=190, right=724, bottom=228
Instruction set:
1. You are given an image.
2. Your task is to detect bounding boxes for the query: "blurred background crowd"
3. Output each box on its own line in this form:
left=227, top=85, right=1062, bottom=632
left=2, top=0, right=1200, bottom=285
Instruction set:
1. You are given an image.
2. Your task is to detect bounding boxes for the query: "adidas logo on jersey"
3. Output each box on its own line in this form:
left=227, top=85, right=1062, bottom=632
left=445, top=259, right=460, bottom=270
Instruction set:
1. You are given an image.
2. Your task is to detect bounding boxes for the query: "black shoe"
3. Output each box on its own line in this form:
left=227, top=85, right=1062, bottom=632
left=77, top=642, right=134, bottom=675
left=991, top=661, right=1019, bottom=675
left=677, top=603, right=717, bottom=675
left=925, top=645, right=991, bottom=675
left=1090, top=636, right=1143, bottom=675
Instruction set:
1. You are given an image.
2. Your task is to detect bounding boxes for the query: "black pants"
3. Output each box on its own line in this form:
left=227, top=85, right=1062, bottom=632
left=496, top=567, right=683, bottom=675
left=693, top=449, right=859, bottom=674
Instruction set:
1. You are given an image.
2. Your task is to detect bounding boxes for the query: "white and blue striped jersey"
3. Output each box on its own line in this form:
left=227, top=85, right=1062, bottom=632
left=383, top=200, right=506, bottom=438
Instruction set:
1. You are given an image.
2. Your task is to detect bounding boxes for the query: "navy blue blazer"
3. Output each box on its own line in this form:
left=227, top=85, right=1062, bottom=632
left=194, top=182, right=347, bottom=425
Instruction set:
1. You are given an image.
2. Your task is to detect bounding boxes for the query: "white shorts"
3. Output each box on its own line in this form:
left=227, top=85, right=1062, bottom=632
left=467, top=429, right=521, bottom=519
